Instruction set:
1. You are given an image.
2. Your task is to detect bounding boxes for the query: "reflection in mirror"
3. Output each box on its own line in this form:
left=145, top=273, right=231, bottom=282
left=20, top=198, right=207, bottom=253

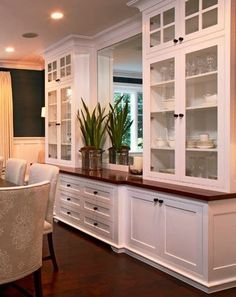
left=97, top=33, right=143, bottom=156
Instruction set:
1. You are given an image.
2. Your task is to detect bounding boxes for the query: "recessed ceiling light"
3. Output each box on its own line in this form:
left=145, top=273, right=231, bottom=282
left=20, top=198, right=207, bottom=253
left=51, top=11, right=64, bottom=20
left=5, top=47, right=15, bottom=53
left=22, top=32, right=39, bottom=38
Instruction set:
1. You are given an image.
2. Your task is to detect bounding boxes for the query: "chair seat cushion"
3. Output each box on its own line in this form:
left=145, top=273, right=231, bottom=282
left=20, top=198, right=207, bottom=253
left=43, top=220, right=53, bottom=234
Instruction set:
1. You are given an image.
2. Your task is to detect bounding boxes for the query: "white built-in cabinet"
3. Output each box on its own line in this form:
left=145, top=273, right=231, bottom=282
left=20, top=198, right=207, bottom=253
left=55, top=174, right=118, bottom=243
left=131, top=0, right=236, bottom=192
left=127, top=187, right=204, bottom=276
left=44, top=39, right=91, bottom=167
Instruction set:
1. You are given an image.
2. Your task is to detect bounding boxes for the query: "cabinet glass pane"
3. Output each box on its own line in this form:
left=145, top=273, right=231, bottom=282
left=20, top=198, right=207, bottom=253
left=53, top=61, right=57, bottom=70
left=150, top=57, right=175, bottom=174
left=150, top=14, right=161, bottom=31
left=66, top=65, right=71, bottom=76
left=202, top=0, right=217, bottom=10
left=66, top=55, right=71, bottom=65
left=185, top=0, right=199, bottom=17
left=185, top=16, right=199, bottom=35
left=61, top=68, right=65, bottom=78
left=48, top=63, right=52, bottom=72
left=150, top=31, right=161, bottom=48
left=61, top=87, right=72, bottom=161
left=185, top=46, right=218, bottom=180
left=163, top=8, right=175, bottom=26
left=202, top=8, right=217, bottom=29
left=60, top=57, right=65, bottom=67
left=163, top=26, right=175, bottom=43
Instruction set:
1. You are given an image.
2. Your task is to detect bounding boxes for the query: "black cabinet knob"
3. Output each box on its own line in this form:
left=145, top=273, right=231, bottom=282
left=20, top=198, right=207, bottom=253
left=93, top=191, right=98, bottom=195
left=93, top=222, right=98, bottom=226
left=174, top=114, right=179, bottom=118
left=67, top=198, right=71, bottom=201
left=173, top=38, right=178, bottom=44
left=55, top=78, right=60, bottom=82
left=67, top=184, right=71, bottom=187
left=93, top=207, right=98, bottom=210
left=67, top=211, right=71, bottom=215
left=179, top=37, right=184, bottom=43
left=56, top=123, right=61, bottom=126
left=153, top=198, right=159, bottom=203
left=159, top=200, right=164, bottom=204
left=179, top=113, right=184, bottom=118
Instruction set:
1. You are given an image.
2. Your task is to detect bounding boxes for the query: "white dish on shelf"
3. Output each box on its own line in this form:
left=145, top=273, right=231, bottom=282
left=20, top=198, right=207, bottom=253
left=159, top=168, right=175, bottom=174
left=196, top=145, right=215, bottom=149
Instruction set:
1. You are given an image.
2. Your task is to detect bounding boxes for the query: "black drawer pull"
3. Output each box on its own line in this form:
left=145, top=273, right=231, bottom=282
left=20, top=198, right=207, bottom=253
left=93, top=222, right=98, bottom=226
left=153, top=198, right=159, bottom=203
left=159, top=200, right=164, bottom=204
left=67, top=211, right=71, bottom=215
left=56, top=123, right=61, bottom=126
left=173, top=38, right=178, bottom=44
left=178, top=37, right=184, bottom=43
left=179, top=113, right=184, bottom=118
left=93, top=207, right=98, bottom=210
left=67, top=184, right=71, bottom=187
left=174, top=114, right=179, bottom=118
left=67, top=198, right=71, bottom=201
left=55, top=78, right=60, bottom=82
left=93, top=191, right=98, bottom=195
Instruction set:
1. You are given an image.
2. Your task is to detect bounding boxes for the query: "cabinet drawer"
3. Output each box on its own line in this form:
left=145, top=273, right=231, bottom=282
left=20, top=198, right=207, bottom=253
left=83, top=183, right=114, bottom=205
left=58, top=204, right=83, bottom=225
left=60, top=190, right=82, bottom=208
left=82, top=212, right=114, bottom=240
left=82, top=198, right=113, bottom=221
left=60, top=175, right=82, bottom=192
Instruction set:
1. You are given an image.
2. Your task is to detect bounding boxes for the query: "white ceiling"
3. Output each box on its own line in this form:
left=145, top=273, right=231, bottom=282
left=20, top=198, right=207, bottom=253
left=0, top=0, right=139, bottom=67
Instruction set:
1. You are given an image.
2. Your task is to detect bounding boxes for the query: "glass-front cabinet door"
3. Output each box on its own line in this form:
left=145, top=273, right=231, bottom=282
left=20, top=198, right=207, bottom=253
left=146, top=1, right=176, bottom=52
left=184, top=41, right=221, bottom=183
left=149, top=53, right=177, bottom=177
left=48, top=90, right=58, bottom=159
left=60, top=86, right=72, bottom=161
left=47, top=84, right=73, bottom=163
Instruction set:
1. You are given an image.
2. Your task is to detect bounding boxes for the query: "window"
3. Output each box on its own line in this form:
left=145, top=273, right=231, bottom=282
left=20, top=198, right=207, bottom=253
left=113, top=83, right=143, bottom=152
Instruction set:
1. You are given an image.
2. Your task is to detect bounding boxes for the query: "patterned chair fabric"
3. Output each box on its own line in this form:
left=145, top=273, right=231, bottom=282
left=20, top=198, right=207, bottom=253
left=0, top=181, right=50, bottom=285
left=5, top=158, right=27, bottom=186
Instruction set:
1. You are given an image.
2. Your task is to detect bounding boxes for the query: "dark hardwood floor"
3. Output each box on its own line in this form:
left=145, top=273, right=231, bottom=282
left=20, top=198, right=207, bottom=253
left=1, top=222, right=236, bottom=297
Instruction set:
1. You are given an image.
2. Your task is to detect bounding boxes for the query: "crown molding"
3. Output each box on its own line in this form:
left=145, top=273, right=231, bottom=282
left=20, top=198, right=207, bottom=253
left=127, top=0, right=164, bottom=11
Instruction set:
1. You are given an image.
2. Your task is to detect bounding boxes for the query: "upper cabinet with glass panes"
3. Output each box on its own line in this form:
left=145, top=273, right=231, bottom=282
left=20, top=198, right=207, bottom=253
left=47, top=53, right=72, bottom=84
left=144, top=0, right=223, bottom=54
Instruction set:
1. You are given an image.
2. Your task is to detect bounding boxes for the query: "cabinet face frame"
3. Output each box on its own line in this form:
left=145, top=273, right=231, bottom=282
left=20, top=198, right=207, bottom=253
left=143, top=36, right=225, bottom=189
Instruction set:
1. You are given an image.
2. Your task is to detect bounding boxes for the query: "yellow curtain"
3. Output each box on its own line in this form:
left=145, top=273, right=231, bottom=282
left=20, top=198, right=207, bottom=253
left=0, top=72, right=13, bottom=163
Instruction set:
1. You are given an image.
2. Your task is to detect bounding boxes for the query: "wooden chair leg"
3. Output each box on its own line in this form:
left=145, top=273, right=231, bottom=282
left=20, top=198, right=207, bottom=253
left=33, top=268, right=43, bottom=297
left=47, top=232, right=59, bottom=271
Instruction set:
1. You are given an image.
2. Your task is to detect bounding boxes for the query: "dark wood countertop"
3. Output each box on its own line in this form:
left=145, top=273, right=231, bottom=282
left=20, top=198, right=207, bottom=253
left=58, top=166, right=236, bottom=202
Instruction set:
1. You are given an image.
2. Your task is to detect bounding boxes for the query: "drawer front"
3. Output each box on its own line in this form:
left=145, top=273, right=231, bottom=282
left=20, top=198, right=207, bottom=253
left=60, top=190, right=82, bottom=208
left=82, top=197, right=113, bottom=221
left=82, top=212, right=114, bottom=240
left=60, top=175, right=82, bottom=192
left=83, top=183, right=114, bottom=205
left=58, top=204, right=83, bottom=225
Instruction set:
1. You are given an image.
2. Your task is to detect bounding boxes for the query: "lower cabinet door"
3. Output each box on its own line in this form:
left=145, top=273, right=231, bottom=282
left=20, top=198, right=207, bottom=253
left=160, top=197, right=204, bottom=275
left=127, top=189, right=161, bottom=256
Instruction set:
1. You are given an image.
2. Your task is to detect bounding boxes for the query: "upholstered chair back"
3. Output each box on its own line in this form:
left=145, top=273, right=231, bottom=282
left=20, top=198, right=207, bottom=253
left=5, top=158, right=27, bottom=185
left=0, top=181, right=50, bottom=285
left=28, top=163, right=59, bottom=225
left=0, top=156, right=4, bottom=175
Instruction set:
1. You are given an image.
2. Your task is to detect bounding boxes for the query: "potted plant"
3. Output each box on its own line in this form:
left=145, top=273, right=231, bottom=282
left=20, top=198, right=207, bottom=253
left=107, top=96, right=133, bottom=165
left=77, top=98, right=107, bottom=170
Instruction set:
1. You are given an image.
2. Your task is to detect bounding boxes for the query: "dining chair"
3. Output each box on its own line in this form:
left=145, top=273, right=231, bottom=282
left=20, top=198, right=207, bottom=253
left=28, top=163, right=59, bottom=271
left=0, top=156, right=4, bottom=176
left=0, top=181, right=50, bottom=297
left=5, top=158, right=27, bottom=185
